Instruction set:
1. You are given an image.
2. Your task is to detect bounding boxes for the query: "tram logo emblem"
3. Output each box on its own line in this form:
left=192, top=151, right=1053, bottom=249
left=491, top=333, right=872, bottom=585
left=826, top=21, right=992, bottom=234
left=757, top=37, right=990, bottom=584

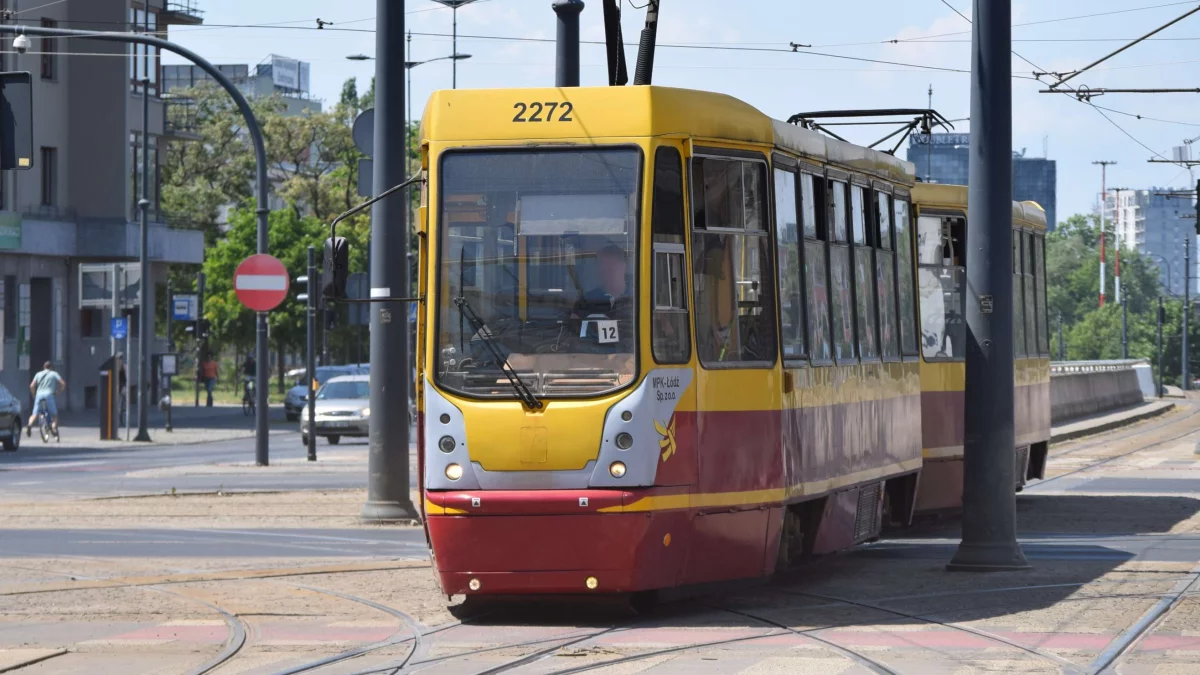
left=656, top=416, right=677, bottom=462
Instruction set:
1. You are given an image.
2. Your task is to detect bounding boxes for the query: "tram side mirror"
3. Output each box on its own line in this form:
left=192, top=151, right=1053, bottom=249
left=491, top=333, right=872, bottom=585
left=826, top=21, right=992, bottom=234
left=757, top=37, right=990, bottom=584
left=322, top=237, right=349, bottom=302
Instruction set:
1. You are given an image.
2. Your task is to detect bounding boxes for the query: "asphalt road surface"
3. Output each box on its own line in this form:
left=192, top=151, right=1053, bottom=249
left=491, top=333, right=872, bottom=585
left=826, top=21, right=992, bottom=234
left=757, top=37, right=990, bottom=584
left=0, top=527, right=428, bottom=558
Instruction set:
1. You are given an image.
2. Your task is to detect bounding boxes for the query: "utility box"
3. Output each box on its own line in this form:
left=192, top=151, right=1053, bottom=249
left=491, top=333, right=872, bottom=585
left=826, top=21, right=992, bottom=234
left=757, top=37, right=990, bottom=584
left=98, top=354, right=123, bottom=440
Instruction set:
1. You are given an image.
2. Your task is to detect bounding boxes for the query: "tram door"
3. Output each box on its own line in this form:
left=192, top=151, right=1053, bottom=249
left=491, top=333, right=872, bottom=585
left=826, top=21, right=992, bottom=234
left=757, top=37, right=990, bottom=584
left=682, top=149, right=782, bottom=584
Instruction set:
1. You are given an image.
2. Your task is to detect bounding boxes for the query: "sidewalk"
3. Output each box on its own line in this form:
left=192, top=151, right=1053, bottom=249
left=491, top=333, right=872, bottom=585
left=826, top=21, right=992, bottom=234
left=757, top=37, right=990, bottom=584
left=1050, top=397, right=1177, bottom=443
left=51, top=403, right=295, bottom=449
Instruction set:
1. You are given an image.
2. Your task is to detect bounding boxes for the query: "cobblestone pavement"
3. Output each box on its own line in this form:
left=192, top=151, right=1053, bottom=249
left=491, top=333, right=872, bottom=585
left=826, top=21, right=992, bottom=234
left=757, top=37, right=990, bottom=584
left=1, top=400, right=1199, bottom=673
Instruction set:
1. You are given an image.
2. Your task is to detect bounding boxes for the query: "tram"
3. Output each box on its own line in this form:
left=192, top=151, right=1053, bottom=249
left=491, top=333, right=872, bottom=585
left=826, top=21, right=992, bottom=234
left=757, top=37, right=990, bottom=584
left=911, top=184, right=1052, bottom=513
left=413, top=85, right=929, bottom=597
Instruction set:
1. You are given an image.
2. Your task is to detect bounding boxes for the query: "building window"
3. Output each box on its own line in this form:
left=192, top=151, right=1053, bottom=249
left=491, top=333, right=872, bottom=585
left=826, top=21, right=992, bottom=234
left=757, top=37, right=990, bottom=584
left=130, top=133, right=159, bottom=220
left=651, top=147, right=691, bottom=365
left=80, top=308, right=103, bottom=338
left=129, top=7, right=160, bottom=95
left=40, top=18, right=56, bottom=80
left=40, top=147, right=57, bottom=207
left=2, top=276, right=12, bottom=340
left=691, top=155, right=776, bottom=366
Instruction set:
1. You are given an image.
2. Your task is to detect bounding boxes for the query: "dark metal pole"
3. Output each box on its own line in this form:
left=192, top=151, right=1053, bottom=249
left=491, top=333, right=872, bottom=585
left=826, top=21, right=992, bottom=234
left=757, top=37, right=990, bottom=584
left=166, top=279, right=173, bottom=432
left=1158, top=296, right=1165, bottom=397
left=362, top=0, right=418, bottom=524
left=553, top=0, right=584, bottom=87
left=135, top=71, right=152, bottom=443
left=0, top=24, right=273, bottom=462
left=948, top=0, right=1029, bottom=572
left=1057, top=311, right=1065, bottom=360
left=1185, top=236, right=1191, bottom=391
left=1122, top=296, right=1129, bottom=359
left=195, top=271, right=205, bottom=408
left=452, top=6, right=458, bottom=89
left=307, top=246, right=318, bottom=462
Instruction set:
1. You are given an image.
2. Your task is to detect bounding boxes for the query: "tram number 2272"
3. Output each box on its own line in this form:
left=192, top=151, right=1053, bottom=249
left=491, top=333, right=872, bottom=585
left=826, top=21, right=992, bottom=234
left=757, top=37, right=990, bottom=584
left=513, top=101, right=574, bottom=123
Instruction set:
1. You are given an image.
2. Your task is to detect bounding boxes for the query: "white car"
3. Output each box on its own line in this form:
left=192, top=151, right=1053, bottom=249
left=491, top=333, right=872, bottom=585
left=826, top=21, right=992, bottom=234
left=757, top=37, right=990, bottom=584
left=300, top=375, right=370, bottom=446
left=284, top=365, right=365, bottom=421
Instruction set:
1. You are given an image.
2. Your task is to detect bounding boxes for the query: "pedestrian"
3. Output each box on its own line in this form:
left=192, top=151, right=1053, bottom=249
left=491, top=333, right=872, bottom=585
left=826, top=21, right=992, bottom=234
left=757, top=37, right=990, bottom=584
left=199, top=353, right=219, bottom=407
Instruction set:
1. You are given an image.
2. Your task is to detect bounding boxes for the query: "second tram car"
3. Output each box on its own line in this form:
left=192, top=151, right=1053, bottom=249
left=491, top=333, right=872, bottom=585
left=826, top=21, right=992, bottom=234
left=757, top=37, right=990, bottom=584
left=911, top=184, right=1052, bottom=513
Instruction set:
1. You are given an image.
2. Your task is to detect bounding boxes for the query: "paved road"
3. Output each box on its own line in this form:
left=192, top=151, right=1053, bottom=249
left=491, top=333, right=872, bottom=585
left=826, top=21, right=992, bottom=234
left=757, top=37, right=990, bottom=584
left=0, top=527, right=427, bottom=558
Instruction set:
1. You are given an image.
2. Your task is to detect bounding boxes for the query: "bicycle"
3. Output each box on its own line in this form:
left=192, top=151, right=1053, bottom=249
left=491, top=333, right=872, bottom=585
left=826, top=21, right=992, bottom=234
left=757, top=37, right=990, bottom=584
left=36, top=399, right=58, bottom=443
left=242, top=377, right=256, bottom=416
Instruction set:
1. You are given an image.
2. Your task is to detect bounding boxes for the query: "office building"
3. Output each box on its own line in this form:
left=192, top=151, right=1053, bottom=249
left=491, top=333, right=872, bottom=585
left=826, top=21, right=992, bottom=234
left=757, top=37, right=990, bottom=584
left=907, top=133, right=1058, bottom=229
left=163, top=55, right=322, bottom=117
left=1105, top=187, right=1196, bottom=296
left=0, top=0, right=206, bottom=412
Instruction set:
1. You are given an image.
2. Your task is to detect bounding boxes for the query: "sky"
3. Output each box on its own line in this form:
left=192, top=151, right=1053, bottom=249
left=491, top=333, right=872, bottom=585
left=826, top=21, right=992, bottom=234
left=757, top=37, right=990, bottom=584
left=163, top=0, right=1200, bottom=225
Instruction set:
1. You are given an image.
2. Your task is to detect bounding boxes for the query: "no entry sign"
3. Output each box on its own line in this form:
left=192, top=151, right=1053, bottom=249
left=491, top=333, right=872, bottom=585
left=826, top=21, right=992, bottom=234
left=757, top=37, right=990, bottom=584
left=235, top=254, right=290, bottom=312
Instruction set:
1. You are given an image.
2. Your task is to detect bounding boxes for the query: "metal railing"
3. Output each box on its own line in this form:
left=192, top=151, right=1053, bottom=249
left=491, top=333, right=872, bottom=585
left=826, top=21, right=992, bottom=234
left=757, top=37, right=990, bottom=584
left=164, top=1, right=204, bottom=19
left=1050, top=359, right=1149, bottom=375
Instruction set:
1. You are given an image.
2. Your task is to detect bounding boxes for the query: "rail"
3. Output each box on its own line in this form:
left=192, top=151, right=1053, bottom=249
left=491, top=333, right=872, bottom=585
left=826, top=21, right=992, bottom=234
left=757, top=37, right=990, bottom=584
left=1050, top=359, right=1149, bottom=375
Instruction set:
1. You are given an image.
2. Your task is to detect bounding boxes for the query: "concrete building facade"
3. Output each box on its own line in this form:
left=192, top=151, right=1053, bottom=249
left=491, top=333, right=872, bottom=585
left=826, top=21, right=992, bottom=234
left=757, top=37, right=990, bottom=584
left=1105, top=187, right=1197, bottom=297
left=907, top=132, right=1059, bottom=230
left=0, top=0, right=205, bottom=414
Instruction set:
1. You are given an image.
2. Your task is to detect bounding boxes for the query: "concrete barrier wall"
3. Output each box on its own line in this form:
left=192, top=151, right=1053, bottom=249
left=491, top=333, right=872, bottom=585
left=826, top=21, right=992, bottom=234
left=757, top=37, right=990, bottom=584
left=1051, top=360, right=1147, bottom=423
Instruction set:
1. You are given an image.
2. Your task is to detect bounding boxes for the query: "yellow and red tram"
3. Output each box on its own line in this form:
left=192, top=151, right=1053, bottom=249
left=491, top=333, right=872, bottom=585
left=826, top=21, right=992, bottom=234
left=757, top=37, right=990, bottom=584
left=411, top=85, right=1049, bottom=597
left=911, top=184, right=1052, bottom=513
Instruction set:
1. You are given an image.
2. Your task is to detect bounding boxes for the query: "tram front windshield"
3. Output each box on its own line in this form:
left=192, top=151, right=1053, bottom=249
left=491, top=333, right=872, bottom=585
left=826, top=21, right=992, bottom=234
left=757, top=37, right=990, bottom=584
left=436, top=148, right=641, bottom=399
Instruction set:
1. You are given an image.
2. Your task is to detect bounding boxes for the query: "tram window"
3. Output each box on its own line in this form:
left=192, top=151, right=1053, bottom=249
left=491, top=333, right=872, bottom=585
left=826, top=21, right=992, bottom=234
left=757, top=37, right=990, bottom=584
left=894, top=198, right=918, bottom=356
left=800, top=173, right=818, bottom=239
left=805, top=241, right=833, bottom=362
left=774, top=168, right=806, bottom=360
left=829, top=245, right=856, bottom=362
left=851, top=185, right=868, bottom=245
left=854, top=246, right=878, bottom=359
left=1035, top=235, right=1050, bottom=355
left=828, top=179, right=848, bottom=243
left=917, top=214, right=966, bottom=361
left=652, top=147, right=691, bottom=365
left=875, top=191, right=898, bottom=359
left=1013, top=229, right=1027, bottom=358
left=693, top=156, right=766, bottom=232
left=693, top=233, right=777, bottom=365
left=1023, top=231, right=1038, bottom=357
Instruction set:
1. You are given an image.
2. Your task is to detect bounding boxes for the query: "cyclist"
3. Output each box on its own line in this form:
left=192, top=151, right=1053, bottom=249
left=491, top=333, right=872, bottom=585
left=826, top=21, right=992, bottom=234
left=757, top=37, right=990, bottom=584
left=27, top=361, right=65, bottom=437
left=242, top=356, right=256, bottom=406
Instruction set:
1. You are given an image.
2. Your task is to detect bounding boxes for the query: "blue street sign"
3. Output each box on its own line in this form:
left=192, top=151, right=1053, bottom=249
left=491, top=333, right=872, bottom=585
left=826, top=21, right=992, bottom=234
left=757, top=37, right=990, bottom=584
left=172, top=294, right=198, bottom=321
left=111, top=317, right=128, bottom=340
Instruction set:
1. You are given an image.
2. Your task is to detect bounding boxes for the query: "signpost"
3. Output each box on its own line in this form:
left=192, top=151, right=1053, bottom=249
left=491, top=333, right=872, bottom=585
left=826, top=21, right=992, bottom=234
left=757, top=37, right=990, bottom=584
left=110, top=317, right=128, bottom=340
left=172, top=294, right=198, bottom=322
left=234, top=254, right=289, bottom=466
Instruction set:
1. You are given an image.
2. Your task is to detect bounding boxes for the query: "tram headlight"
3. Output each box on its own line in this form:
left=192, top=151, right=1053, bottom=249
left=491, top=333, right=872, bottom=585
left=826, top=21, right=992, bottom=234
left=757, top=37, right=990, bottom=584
left=438, top=436, right=457, bottom=453
left=609, top=461, right=626, bottom=478
left=445, top=463, right=463, bottom=481
left=615, top=432, right=633, bottom=450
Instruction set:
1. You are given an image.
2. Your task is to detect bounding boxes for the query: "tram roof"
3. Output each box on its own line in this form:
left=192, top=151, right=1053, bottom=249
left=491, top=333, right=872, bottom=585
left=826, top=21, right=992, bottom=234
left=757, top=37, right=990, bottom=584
left=421, top=86, right=915, bottom=186
left=912, top=183, right=1047, bottom=231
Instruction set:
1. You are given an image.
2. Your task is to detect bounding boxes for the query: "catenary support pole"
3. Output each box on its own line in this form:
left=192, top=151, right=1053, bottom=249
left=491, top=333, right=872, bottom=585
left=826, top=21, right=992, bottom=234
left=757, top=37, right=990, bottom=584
left=135, top=72, right=152, bottom=443
left=1122, top=295, right=1129, bottom=359
left=165, top=279, right=173, bottom=432
left=948, top=0, right=1029, bottom=572
left=362, top=0, right=418, bottom=524
left=553, top=0, right=584, bottom=87
left=1057, top=311, right=1065, bottom=361
left=307, top=246, right=318, bottom=462
left=1186, top=235, right=1191, bottom=391
left=1158, top=296, right=1164, bottom=397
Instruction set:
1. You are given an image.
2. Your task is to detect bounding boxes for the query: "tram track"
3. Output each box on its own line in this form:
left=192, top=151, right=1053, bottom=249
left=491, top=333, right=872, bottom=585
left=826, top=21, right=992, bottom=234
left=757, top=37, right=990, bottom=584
left=1089, top=567, right=1200, bottom=674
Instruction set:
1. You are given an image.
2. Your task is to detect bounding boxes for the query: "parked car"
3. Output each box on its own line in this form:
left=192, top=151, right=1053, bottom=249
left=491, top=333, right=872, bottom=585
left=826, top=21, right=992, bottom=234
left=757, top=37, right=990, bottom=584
left=284, top=365, right=366, bottom=421
left=0, top=382, right=22, bottom=451
left=300, top=374, right=370, bottom=446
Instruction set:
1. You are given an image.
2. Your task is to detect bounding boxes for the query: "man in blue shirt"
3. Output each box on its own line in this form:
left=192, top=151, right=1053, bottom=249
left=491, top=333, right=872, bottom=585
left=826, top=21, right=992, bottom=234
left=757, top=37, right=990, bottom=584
left=28, top=361, right=66, bottom=437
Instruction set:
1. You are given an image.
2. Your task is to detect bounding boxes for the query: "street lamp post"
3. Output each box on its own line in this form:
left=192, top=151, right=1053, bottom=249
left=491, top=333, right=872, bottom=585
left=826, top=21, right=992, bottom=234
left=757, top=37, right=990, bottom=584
left=430, top=0, right=481, bottom=89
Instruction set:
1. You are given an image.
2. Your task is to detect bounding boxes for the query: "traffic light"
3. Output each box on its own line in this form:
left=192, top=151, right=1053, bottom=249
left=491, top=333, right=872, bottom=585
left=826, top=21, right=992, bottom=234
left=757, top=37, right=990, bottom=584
left=296, top=273, right=319, bottom=308
left=183, top=319, right=210, bottom=340
left=322, top=237, right=350, bottom=301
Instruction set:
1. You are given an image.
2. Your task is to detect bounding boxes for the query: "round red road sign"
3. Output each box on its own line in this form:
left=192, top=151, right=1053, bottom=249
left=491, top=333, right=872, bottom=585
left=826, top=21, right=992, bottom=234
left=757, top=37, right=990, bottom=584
left=234, top=254, right=290, bottom=312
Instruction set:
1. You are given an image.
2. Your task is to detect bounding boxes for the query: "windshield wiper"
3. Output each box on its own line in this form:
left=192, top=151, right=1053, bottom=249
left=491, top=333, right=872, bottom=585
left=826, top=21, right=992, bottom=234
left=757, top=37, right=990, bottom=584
left=454, top=295, right=544, bottom=409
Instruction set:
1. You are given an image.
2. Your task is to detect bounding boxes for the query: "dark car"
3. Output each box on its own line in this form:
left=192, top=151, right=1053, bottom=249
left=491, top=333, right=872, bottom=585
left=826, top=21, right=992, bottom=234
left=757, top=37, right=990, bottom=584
left=0, top=382, right=23, bottom=451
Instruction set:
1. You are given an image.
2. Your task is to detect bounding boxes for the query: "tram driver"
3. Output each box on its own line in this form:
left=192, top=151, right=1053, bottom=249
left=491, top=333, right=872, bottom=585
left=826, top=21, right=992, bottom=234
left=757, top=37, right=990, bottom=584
left=572, top=243, right=634, bottom=352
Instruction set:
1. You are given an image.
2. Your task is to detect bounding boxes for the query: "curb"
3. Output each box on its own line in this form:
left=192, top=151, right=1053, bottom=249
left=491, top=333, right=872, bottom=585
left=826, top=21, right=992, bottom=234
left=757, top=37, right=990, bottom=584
left=1050, top=402, right=1176, bottom=444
